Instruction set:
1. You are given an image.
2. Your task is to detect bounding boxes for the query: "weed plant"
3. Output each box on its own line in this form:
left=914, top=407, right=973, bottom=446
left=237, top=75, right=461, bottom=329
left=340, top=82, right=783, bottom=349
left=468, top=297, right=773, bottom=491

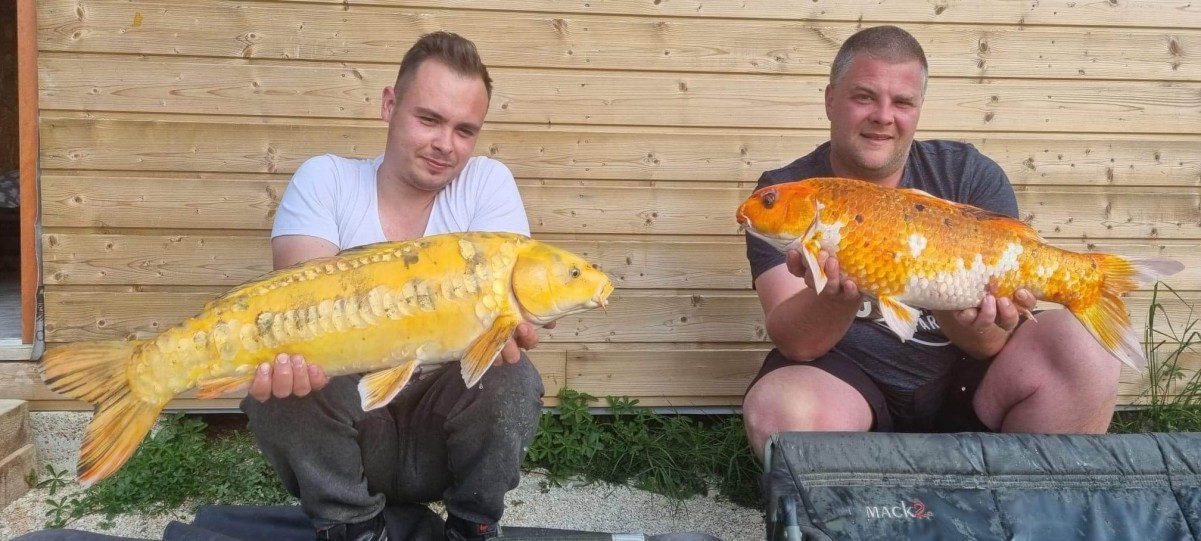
left=1110, top=282, right=1201, bottom=433
left=524, top=389, right=760, bottom=508
left=37, top=414, right=291, bottom=529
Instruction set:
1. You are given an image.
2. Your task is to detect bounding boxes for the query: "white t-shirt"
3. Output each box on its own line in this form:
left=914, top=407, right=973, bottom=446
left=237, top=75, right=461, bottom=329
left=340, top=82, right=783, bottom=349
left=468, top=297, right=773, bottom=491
left=271, top=154, right=530, bottom=249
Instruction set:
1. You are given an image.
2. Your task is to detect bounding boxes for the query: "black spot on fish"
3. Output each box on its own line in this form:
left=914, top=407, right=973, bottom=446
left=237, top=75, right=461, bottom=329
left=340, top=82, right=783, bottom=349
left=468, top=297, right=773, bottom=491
left=915, top=203, right=926, bottom=212
left=403, top=252, right=419, bottom=268
left=255, top=313, right=273, bottom=336
left=944, top=217, right=953, bottom=227
left=855, top=214, right=864, bottom=223
left=762, top=189, right=777, bottom=209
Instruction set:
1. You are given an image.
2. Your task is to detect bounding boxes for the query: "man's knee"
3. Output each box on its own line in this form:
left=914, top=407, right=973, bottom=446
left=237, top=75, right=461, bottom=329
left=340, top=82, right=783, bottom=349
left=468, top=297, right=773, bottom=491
left=479, top=353, right=545, bottom=403
left=240, top=374, right=362, bottom=432
left=1010, top=309, right=1123, bottom=386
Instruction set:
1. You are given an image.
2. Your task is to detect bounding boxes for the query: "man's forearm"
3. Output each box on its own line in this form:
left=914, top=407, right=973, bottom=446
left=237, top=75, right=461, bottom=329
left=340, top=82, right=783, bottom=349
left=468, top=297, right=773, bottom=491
left=765, top=289, right=860, bottom=361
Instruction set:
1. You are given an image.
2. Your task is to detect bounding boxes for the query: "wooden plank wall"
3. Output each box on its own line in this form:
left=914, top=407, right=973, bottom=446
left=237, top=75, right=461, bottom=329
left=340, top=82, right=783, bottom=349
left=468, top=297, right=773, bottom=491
left=7, top=0, right=1201, bottom=410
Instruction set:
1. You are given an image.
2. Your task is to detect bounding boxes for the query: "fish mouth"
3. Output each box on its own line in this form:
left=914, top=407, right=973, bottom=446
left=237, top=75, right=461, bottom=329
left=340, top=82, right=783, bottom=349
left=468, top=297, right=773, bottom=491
left=740, top=217, right=798, bottom=253
left=594, top=282, right=615, bottom=312
left=520, top=282, right=614, bottom=326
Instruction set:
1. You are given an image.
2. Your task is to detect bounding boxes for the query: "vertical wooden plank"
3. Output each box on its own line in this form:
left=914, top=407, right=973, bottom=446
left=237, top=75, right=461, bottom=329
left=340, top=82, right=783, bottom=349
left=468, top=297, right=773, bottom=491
left=17, top=0, right=38, bottom=345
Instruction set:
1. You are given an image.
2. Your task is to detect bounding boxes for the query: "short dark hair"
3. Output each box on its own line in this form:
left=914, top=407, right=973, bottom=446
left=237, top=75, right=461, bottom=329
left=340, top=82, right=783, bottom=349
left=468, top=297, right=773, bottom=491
left=394, top=31, right=493, bottom=101
left=829, top=25, right=928, bottom=94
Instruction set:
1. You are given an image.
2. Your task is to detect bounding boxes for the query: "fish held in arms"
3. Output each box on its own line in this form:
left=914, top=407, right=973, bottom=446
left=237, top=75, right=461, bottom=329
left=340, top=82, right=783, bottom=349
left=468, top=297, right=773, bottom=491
left=736, top=177, right=1183, bottom=372
left=40, top=232, right=614, bottom=487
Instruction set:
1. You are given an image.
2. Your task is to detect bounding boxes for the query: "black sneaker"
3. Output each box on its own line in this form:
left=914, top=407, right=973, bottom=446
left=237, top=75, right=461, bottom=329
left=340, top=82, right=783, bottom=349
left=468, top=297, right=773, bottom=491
left=444, top=514, right=501, bottom=540
left=316, top=512, right=389, bottom=541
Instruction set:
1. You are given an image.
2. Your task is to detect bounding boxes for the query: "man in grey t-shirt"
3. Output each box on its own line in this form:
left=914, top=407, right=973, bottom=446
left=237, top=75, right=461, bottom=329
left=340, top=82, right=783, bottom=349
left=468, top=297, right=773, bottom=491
left=742, top=26, right=1125, bottom=459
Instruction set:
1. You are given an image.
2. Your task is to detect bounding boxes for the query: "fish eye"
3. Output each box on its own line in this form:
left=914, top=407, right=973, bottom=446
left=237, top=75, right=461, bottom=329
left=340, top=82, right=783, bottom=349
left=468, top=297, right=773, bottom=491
left=762, top=190, right=777, bottom=209
left=570, top=267, right=581, bottom=278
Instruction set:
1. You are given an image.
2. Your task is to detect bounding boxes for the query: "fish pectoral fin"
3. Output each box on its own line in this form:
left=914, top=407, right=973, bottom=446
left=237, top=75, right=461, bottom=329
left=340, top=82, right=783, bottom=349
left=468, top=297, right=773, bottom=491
left=801, top=238, right=827, bottom=294
left=461, top=315, right=520, bottom=389
left=358, top=360, right=420, bottom=411
left=195, top=374, right=256, bottom=399
left=878, top=296, right=921, bottom=342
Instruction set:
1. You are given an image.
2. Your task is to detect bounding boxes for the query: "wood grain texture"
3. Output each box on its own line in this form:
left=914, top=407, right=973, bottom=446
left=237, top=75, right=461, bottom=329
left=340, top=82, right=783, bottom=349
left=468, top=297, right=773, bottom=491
left=264, top=0, right=1201, bottom=30
left=35, top=0, right=1201, bottom=80
left=18, top=0, right=39, bottom=344
left=40, top=175, right=1201, bottom=240
left=38, top=54, right=1201, bottom=133
left=38, top=114, right=1201, bottom=186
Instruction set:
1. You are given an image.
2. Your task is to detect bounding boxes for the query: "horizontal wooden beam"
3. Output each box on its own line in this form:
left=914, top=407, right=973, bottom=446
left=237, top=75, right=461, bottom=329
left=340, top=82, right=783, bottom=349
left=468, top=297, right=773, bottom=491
left=35, top=0, right=1201, bottom=80
left=248, top=0, right=1201, bottom=30
left=39, top=53, right=1201, bottom=133
left=39, top=175, right=1201, bottom=239
left=39, top=114, right=1201, bottom=186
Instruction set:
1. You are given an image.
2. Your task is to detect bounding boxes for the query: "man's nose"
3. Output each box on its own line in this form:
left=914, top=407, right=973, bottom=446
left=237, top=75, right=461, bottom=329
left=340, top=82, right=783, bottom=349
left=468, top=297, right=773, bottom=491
left=431, top=127, right=453, bottom=151
left=867, top=102, right=893, bottom=124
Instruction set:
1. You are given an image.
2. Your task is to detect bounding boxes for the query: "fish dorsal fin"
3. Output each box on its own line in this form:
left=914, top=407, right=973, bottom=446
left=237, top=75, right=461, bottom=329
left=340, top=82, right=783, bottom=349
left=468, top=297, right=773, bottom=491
left=201, top=254, right=345, bottom=313
left=958, top=205, right=1045, bottom=243
left=899, top=187, right=1045, bottom=244
left=332, top=239, right=410, bottom=261
left=901, top=187, right=937, bottom=199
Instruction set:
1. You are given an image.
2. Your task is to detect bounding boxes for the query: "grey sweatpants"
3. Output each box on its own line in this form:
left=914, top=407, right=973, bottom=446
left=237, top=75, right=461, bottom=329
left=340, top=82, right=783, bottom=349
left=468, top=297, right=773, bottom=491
left=240, top=354, right=545, bottom=529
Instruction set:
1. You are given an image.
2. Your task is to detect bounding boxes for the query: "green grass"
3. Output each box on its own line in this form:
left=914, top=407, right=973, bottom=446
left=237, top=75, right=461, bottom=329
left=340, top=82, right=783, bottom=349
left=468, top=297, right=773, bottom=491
left=524, top=390, right=760, bottom=508
left=37, top=413, right=293, bottom=529
left=34, top=396, right=757, bottom=529
left=1109, top=281, right=1201, bottom=433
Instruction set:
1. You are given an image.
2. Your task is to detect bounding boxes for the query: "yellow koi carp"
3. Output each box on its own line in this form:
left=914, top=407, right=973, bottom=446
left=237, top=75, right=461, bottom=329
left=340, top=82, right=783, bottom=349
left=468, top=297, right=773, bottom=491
left=40, top=232, right=613, bottom=487
left=736, top=177, right=1183, bottom=371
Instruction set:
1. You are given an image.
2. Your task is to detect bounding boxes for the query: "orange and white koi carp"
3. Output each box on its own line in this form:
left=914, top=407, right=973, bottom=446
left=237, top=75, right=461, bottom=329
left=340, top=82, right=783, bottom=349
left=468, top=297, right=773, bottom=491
left=40, top=232, right=613, bottom=487
left=736, top=177, right=1183, bottom=371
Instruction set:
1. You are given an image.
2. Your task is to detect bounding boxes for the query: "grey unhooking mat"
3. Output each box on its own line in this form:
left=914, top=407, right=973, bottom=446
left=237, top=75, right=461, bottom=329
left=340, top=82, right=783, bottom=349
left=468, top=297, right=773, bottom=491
left=762, top=431, right=1201, bottom=541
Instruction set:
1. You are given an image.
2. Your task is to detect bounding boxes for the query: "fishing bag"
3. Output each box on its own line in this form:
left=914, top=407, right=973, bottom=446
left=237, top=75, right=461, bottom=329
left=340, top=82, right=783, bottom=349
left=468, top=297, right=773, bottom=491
left=762, top=431, right=1201, bottom=540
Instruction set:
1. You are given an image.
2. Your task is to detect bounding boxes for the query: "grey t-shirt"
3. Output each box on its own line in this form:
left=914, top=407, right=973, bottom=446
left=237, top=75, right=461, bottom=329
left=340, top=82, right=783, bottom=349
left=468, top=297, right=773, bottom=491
left=745, top=140, right=1018, bottom=422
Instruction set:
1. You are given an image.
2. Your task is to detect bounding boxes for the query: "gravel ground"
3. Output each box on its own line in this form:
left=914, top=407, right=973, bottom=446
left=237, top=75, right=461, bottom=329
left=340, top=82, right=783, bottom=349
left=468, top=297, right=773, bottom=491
left=0, top=413, right=765, bottom=540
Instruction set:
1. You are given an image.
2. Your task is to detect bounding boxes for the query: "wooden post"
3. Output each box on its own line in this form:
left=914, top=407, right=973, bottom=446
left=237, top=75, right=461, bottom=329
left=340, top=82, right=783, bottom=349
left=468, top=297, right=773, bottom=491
left=17, top=0, right=38, bottom=345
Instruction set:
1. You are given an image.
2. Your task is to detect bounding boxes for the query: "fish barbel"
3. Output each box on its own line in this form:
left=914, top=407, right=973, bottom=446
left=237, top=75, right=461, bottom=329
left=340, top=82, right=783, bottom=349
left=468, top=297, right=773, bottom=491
left=40, top=232, right=614, bottom=486
left=736, top=177, right=1183, bottom=370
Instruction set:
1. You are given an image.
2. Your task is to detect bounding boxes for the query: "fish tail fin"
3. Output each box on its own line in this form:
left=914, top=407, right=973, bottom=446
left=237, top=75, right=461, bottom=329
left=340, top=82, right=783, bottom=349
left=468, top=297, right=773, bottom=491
left=1070, top=255, right=1184, bottom=374
left=40, top=341, right=165, bottom=487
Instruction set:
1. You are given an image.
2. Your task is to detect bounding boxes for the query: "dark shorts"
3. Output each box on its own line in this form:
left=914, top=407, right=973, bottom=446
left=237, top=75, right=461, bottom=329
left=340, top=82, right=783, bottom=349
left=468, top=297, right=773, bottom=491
left=747, top=348, right=993, bottom=433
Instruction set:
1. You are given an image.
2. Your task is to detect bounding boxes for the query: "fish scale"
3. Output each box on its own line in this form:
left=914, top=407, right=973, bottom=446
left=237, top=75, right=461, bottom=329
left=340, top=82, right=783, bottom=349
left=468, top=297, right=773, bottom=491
left=39, top=231, right=613, bottom=487
left=737, top=177, right=1183, bottom=372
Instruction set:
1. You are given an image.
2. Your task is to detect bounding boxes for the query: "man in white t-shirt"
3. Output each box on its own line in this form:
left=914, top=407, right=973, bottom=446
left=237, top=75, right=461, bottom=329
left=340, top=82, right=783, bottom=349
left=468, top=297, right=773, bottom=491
left=240, top=32, right=547, bottom=541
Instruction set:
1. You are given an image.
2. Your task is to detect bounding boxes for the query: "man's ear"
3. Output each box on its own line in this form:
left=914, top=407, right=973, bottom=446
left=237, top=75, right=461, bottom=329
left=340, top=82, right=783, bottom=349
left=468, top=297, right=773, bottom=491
left=823, top=84, right=834, bottom=121
left=380, top=86, right=396, bottom=122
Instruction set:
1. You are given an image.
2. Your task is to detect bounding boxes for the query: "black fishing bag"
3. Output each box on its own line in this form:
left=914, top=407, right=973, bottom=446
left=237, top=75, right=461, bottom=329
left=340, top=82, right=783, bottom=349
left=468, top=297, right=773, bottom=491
left=762, top=431, right=1201, bottom=540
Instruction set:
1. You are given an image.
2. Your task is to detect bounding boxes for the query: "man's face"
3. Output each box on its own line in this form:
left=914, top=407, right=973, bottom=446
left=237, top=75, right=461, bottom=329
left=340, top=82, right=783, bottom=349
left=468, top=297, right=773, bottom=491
left=380, top=60, right=490, bottom=193
left=824, top=55, right=925, bottom=182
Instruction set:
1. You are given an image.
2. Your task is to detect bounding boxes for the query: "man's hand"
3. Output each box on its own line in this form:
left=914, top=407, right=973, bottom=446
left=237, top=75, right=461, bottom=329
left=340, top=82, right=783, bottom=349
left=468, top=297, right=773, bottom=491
left=934, top=289, right=1037, bottom=360
left=497, top=321, right=557, bottom=366
left=951, top=289, right=1036, bottom=334
left=249, top=353, right=330, bottom=402
left=786, top=249, right=860, bottom=304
